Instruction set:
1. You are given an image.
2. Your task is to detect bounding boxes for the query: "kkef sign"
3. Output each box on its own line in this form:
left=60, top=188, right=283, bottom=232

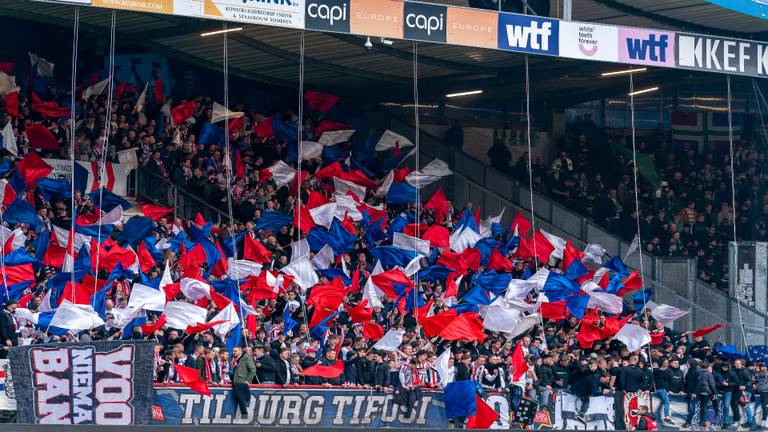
left=497, top=13, right=559, bottom=55
left=618, top=28, right=675, bottom=67
left=9, top=341, right=154, bottom=425
left=677, top=33, right=768, bottom=77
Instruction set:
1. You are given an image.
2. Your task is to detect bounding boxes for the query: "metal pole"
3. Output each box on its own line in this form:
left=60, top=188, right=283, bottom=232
left=563, top=0, right=572, bottom=20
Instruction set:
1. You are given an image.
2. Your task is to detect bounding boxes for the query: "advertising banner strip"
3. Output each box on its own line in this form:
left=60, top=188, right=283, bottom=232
left=35, top=0, right=768, bottom=79
left=8, top=340, right=155, bottom=425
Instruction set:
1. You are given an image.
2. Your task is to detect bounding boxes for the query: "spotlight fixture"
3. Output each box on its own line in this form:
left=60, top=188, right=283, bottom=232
left=601, top=67, right=647, bottom=77
left=446, top=90, right=483, bottom=98
left=200, top=27, right=243, bottom=37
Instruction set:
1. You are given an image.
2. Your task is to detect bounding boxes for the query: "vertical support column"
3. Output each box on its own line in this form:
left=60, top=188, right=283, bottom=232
left=563, top=0, right=572, bottom=20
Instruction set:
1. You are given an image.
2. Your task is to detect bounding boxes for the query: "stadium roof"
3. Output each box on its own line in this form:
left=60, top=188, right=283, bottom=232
left=0, top=0, right=760, bottom=107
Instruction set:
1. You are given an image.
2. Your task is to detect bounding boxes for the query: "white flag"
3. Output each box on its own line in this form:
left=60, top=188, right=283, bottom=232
left=540, top=229, right=567, bottom=260
left=227, top=259, right=263, bottom=279
left=482, top=300, right=522, bottom=333
left=582, top=244, right=606, bottom=268
left=587, top=291, right=624, bottom=315
left=509, top=313, right=541, bottom=339
left=117, top=148, right=139, bottom=174
left=449, top=226, right=483, bottom=253
left=479, top=208, right=505, bottom=238
left=135, top=82, right=149, bottom=113
left=624, top=235, right=640, bottom=261
left=436, top=349, right=454, bottom=387
left=333, top=177, right=367, bottom=201
left=128, top=283, right=166, bottom=312
left=311, top=244, right=334, bottom=270
left=50, top=301, right=105, bottom=332
left=212, top=303, right=241, bottom=339
left=160, top=261, right=173, bottom=291
left=281, top=255, right=319, bottom=290
left=300, top=141, right=323, bottom=161
left=180, top=278, right=211, bottom=301
left=393, top=232, right=431, bottom=256
left=650, top=304, right=689, bottom=325
left=0, top=72, right=18, bottom=96
left=505, top=279, right=538, bottom=301
left=81, top=77, right=110, bottom=100
left=318, top=129, right=355, bottom=146
left=403, top=254, right=424, bottom=277
left=211, top=102, right=244, bottom=123
left=375, top=130, right=413, bottom=151
left=164, top=301, right=208, bottom=330
left=29, top=52, right=55, bottom=77
left=1, top=121, right=18, bottom=156
left=363, top=260, right=385, bottom=308
left=373, top=328, right=405, bottom=352
left=615, top=324, right=651, bottom=352
left=309, top=202, right=337, bottom=229
left=405, top=158, right=452, bottom=188
left=289, top=239, right=310, bottom=263
left=266, top=161, right=297, bottom=188
left=375, top=171, right=394, bottom=197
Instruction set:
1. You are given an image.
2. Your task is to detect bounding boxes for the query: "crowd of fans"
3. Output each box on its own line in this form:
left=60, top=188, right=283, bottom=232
left=487, top=114, right=764, bottom=293
left=1, top=69, right=768, bottom=431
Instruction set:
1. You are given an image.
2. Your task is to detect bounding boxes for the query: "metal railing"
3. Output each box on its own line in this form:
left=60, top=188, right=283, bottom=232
left=136, top=166, right=237, bottom=226
left=369, top=112, right=768, bottom=347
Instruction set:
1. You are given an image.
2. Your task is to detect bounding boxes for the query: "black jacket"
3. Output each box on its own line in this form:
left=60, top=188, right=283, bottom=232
left=695, top=369, right=718, bottom=396
left=552, top=363, right=574, bottom=388
left=668, top=367, right=685, bottom=393
left=714, top=368, right=737, bottom=392
left=653, top=368, right=671, bottom=390
left=0, top=309, right=17, bottom=348
left=374, top=362, right=390, bottom=387
left=536, top=364, right=555, bottom=387
left=275, top=358, right=291, bottom=385
left=571, top=366, right=601, bottom=398
left=617, top=365, right=647, bottom=392
left=255, top=354, right=277, bottom=383
left=734, top=367, right=753, bottom=390
left=455, top=363, right=472, bottom=382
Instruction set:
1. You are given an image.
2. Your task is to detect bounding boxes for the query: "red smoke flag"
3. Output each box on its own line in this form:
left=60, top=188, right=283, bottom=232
left=243, top=236, right=273, bottom=264
left=512, top=340, right=529, bottom=381
left=363, top=321, right=385, bottom=341
left=302, top=360, right=344, bottom=378
left=692, top=323, right=725, bottom=338
left=16, top=150, right=53, bottom=189
left=171, top=101, right=196, bottom=125
left=304, top=91, right=339, bottom=113
left=466, top=395, right=500, bottom=429
left=140, top=204, right=173, bottom=221
left=25, top=124, right=60, bottom=151
left=174, top=364, right=210, bottom=396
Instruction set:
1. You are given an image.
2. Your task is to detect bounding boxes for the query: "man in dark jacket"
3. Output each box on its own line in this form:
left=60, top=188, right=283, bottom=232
left=535, top=355, right=556, bottom=406
left=253, top=344, right=277, bottom=384
left=714, top=361, right=737, bottom=426
left=732, top=359, right=755, bottom=428
left=683, top=358, right=701, bottom=428
left=695, top=361, right=720, bottom=428
left=552, top=354, right=574, bottom=390
left=373, top=352, right=390, bottom=389
left=571, top=360, right=602, bottom=423
left=667, top=359, right=686, bottom=394
left=617, top=355, right=647, bottom=392
left=275, top=348, right=291, bottom=385
left=0, top=300, right=18, bottom=360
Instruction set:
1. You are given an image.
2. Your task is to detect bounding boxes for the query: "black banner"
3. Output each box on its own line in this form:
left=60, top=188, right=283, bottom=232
left=8, top=340, right=154, bottom=425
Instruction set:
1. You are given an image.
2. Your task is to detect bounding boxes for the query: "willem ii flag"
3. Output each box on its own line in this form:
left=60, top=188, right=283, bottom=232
left=43, top=159, right=128, bottom=196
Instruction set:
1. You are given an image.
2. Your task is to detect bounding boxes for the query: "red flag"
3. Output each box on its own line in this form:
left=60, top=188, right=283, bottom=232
left=578, top=314, right=605, bottom=349
left=210, top=290, right=233, bottom=312
left=487, top=248, right=512, bottom=272
left=314, top=161, right=345, bottom=181
left=243, top=236, right=273, bottom=264
left=174, top=364, right=210, bottom=396
left=17, top=293, right=33, bottom=308
left=421, top=309, right=458, bottom=337
left=371, top=269, right=413, bottom=300
left=5, top=264, right=33, bottom=285
left=512, top=211, right=531, bottom=235
left=337, top=170, right=378, bottom=189
left=314, top=119, right=352, bottom=134
left=692, top=323, right=725, bottom=338
left=254, top=116, right=274, bottom=139
left=5, top=91, right=19, bottom=117
left=114, top=82, right=137, bottom=98
left=437, top=251, right=470, bottom=275
left=307, top=278, right=346, bottom=311
left=602, top=313, right=633, bottom=338
left=193, top=212, right=206, bottom=226
left=163, top=282, right=181, bottom=301
left=403, top=223, right=428, bottom=238
left=210, top=240, right=229, bottom=278
left=141, top=315, right=167, bottom=336
left=393, top=166, right=410, bottom=182
left=16, top=150, right=53, bottom=189
left=186, top=320, right=227, bottom=335
left=25, top=124, right=60, bottom=151
left=363, top=321, right=385, bottom=341
left=293, top=204, right=315, bottom=234
left=617, top=271, right=643, bottom=296
left=58, top=281, right=94, bottom=305
left=532, top=230, right=555, bottom=264
left=136, top=240, right=156, bottom=273
left=140, top=204, right=173, bottom=221
left=306, top=191, right=331, bottom=210
left=439, top=312, right=486, bottom=342
left=512, top=341, right=529, bottom=381
left=302, top=360, right=344, bottom=378
left=31, top=100, right=70, bottom=119
left=650, top=331, right=665, bottom=345
left=171, top=101, right=197, bottom=125
left=562, top=241, right=585, bottom=271
left=466, top=395, right=500, bottom=429
left=304, top=91, right=339, bottom=113
left=345, top=299, right=373, bottom=323
left=153, top=77, right=164, bottom=103
left=0, top=62, right=15, bottom=73
left=340, top=213, right=356, bottom=235
left=539, top=301, right=568, bottom=320
left=422, top=225, right=450, bottom=249
left=424, top=188, right=449, bottom=224
left=444, top=273, right=459, bottom=299
left=43, top=234, right=66, bottom=268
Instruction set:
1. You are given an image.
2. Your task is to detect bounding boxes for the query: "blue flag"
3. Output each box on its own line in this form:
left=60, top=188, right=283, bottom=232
left=444, top=380, right=477, bottom=418
left=119, top=216, right=154, bottom=247
left=283, top=306, right=297, bottom=335
left=254, top=210, right=292, bottom=233
left=87, top=188, right=131, bottom=211
left=199, top=122, right=225, bottom=146
left=37, top=178, right=72, bottom=201
left=369, top=246, right=417, bottom=268
left=387, top=183, right=417, bottom=205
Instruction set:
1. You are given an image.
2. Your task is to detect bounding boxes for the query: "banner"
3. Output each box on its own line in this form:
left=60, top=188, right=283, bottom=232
left=202, top=0, right=305, bottom=29
left=43, top=158, right=128, bottom=196
left=677, top=33, right=768, bottom=78
left=8, top=340, right=155, bottom=424
left=0, top=360, right=15, bottom=411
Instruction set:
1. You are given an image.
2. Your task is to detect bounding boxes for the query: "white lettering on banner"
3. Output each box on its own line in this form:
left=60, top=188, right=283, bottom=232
left=506, top=21, right=552, bottom=50
left=71, top=348, right=94, bottom=424
left=678, top=33, right=768, bottom=77
left=406, top=13, right=444, bottom=36
left=307, top=2, right=346, bottom=25
left=558, top=21, right=618, bottom=62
